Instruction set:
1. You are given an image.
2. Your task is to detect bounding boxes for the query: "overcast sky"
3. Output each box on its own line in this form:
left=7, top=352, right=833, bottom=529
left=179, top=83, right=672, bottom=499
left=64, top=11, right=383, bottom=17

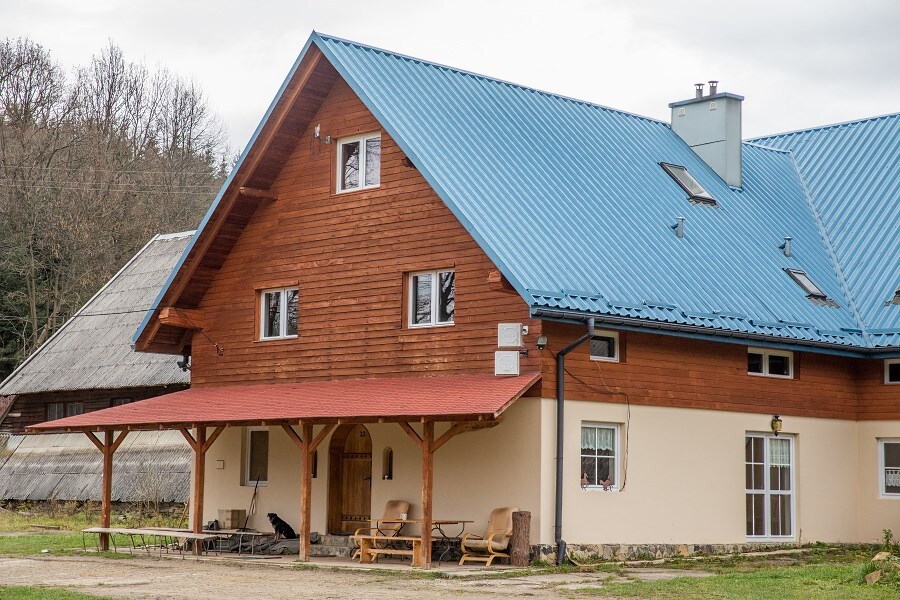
left=5, top=0, right=898, bottom=152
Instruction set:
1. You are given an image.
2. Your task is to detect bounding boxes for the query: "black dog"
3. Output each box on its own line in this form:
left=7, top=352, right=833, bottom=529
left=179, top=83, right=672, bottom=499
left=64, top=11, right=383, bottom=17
left=267, top=512, right=297, bottom=540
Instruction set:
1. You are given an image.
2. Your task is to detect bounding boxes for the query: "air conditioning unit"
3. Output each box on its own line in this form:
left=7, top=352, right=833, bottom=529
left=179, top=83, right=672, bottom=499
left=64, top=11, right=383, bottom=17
left=495, top=351, right=520, bottom=376
left=498, top=323, right=526, bottom=348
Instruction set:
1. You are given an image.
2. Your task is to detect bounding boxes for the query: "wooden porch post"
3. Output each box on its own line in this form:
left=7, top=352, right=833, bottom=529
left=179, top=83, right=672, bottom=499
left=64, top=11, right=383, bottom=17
left=400, top=420, right=496, bottom=569
left=299, top=422, right=313, bottom=561
left=421, top=421, right=434, bottom=569
left=283, top=422, right=334, bottom=562
left=192, top=426, right=207, bottom=536
left=179, top=425, right=224, bottom=554
left=85, top=429, right=129, bottom=551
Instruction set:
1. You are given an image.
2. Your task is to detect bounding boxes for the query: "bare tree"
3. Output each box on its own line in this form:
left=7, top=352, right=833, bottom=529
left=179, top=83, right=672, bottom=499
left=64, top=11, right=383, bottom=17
left=0, top=37, right=229, bottom=376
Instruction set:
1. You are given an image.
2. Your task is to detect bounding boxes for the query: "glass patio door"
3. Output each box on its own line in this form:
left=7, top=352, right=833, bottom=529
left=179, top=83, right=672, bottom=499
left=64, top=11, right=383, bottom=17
left=746, top=433, right=794, bottom=539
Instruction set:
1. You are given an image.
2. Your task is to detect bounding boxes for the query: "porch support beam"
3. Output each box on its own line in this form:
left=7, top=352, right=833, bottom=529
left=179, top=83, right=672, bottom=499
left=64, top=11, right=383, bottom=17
left=84, top=429, right=128, bottom=551
left=177, top=426, right=224, bottom=554
left=299, top=422, right=313, bottom=562
left=421, top=421, right=434, bottom=569
left=432, top=422, right=468, bottom=453
left=399, top=421, right=423, bottom=449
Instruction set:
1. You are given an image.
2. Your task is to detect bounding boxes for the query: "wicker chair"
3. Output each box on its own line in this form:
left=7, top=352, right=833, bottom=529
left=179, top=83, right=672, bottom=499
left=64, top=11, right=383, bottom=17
left=459, top=506, right=518, bottom=566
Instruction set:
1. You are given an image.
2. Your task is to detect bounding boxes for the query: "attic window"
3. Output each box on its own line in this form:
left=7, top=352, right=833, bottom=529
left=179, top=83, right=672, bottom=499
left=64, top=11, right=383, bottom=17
left=660, top=163, right=716, bottom=205
left=784, top=269, right=826, bottom=299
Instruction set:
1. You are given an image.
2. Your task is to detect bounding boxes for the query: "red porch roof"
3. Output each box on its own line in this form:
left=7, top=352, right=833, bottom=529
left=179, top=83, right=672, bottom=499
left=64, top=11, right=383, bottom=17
left=27, top=373, right=541, bottom=432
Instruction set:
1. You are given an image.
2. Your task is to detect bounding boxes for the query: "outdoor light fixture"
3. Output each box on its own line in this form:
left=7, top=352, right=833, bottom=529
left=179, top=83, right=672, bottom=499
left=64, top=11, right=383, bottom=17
left=176, top=353, right=191, bottom=372
left=536, top=335, right=549, bottom=350
left=771, top=414, right=783, bottom=436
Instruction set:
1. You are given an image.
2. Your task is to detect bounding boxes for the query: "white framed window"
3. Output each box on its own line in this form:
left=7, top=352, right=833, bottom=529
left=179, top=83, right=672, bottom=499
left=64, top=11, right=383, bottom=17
left=590, top=331, right=620, bottom=362
left=746, top=433, right=794, bottom=539
left=408, top=270, right=455, bottom=328
left=337, top=132, right=381, bottom=193
left=879, top=439, right=900, bottom=497
left=580, top=423, right=619, bottom=491
left=747, top=348, right=793, bottom=379
left=244, top=427, right=269, bottom=486
left=260, top=287, right=298, bottom=340
left=885, top=359, right=900, bottom=385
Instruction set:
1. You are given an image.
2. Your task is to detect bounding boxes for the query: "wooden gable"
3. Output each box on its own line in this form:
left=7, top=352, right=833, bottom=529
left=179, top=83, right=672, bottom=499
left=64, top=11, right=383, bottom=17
left=136, top=48, right=541, bottom=384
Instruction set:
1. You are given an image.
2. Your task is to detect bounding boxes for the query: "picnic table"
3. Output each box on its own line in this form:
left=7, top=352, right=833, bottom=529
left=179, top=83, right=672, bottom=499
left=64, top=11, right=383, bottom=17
left=81, top=527, right=220, bottom=559
left=151, top=527, right=276, bottom=555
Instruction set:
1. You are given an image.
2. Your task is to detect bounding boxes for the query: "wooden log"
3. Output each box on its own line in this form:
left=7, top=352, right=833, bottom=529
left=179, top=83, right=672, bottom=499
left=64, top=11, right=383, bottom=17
left=510, top=511, right=531, bottom=567
left=158, top=307, right=206, bottom=330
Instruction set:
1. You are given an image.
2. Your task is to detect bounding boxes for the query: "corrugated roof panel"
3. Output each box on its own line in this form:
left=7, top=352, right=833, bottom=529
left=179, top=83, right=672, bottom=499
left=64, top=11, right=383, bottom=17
left=0, top=232, right=195, bottom=395
left=0, top=431, right=189, bottom=502
left=314, top=34, right=882, bottom=350
left=751, top=115, right=900, bottom=348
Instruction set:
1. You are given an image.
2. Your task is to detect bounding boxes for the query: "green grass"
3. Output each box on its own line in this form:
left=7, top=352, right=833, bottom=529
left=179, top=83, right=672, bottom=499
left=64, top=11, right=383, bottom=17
left=0, top=533, right=85, bottom=555
left=0, top=501, right=185, bottom=533
left=0, top=586, right=110, bottom=599
left=584, top=563, right=900, bottom=598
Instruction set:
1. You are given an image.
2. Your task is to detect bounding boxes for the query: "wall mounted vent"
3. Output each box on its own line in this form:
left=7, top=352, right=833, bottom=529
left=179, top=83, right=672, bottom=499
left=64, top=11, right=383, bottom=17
left=495, top=351, right=520, bottom=376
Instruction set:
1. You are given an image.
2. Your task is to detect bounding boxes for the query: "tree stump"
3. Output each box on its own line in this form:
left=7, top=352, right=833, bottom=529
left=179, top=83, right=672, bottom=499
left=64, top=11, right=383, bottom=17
left=510, top=511, right=531, bottom=567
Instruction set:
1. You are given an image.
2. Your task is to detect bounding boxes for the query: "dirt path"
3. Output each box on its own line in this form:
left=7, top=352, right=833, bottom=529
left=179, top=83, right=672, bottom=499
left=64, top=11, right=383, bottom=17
left=0, top=555, right=712, bottom=599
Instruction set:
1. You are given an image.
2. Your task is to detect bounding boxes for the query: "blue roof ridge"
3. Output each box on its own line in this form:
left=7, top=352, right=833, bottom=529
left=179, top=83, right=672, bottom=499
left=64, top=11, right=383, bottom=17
left=749, top=112, right=900, bottom=142
left=742, top=141, right=792, bottom=154
left=313, top=32, right=670, bottom=128
left=785, top=151, right=872, bottom=346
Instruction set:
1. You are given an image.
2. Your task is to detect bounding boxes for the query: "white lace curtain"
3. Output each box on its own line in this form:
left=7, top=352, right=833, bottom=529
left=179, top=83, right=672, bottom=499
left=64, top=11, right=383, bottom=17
left=769, top=438, right=790, bottom=466
left=582, top=426, right=615, bottom=453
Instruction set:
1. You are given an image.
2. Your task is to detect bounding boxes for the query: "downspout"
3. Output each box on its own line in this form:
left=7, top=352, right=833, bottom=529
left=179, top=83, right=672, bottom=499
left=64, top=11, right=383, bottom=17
left=554, top=316, right=595, bottom=565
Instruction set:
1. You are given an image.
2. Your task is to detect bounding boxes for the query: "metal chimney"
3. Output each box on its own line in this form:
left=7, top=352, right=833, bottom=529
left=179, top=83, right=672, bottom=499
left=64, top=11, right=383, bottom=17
left=670, top=81, right=744, bottom=187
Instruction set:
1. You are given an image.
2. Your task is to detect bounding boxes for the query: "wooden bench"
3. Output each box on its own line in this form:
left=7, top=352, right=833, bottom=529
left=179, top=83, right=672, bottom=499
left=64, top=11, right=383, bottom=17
left=354, top=535, right=422, bottom=567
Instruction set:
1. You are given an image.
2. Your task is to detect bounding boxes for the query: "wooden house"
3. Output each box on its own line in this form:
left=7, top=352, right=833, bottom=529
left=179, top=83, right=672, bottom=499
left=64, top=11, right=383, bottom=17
left=0, top=233, right=193, bottom=503
left=29, top=33, right=900, bottom=565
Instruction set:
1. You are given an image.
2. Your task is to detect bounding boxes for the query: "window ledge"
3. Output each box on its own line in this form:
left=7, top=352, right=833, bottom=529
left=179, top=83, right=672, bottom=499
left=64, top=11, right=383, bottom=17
left=241, top=482, right=268, bottom=488
left=255, top=336, right=299, bottom=344
left=747, top=372, right=793, bottom=380
left=581, top=487, right=620, bottom=493
left=407, top=322, right=455, bottom=331
left=336, top=184, right=381, bottom=196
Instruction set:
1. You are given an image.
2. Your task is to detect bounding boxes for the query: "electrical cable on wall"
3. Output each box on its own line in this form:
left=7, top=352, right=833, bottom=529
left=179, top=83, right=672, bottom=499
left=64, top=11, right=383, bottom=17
left=560, top=355, right=632, bottom=492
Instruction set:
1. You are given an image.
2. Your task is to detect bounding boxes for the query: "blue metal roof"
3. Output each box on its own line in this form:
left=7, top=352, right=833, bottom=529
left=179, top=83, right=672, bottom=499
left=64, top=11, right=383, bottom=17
left=312, top=33, right=896, bottom=352
left=750, top=115, right=900, bottom=349
left=136, top=32, right=898, bottom=354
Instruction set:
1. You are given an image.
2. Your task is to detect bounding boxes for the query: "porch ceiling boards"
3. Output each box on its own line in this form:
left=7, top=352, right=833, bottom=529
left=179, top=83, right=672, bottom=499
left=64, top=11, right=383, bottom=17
left=26, top=372, right=541, bottom=433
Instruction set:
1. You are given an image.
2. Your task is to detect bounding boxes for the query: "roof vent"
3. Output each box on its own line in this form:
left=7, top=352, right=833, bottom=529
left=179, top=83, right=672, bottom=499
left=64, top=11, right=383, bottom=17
left=708, top=80, right=718, bottom=96
left=694, top=83, right=704, bottom=99
left=779, top=237, right=792, bottom=257
left=672, top=217, right=685, bottom=239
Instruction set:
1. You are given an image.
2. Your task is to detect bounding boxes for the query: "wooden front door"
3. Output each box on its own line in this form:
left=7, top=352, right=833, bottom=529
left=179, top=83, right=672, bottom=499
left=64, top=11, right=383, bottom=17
left=327, top=424, right=372, bottom=534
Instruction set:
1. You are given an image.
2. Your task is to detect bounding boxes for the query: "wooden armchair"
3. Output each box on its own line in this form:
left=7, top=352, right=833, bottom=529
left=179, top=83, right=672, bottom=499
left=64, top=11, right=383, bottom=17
left=351, top=499, right=410, bottom=559
left=459, top=506, right=518, bottom=566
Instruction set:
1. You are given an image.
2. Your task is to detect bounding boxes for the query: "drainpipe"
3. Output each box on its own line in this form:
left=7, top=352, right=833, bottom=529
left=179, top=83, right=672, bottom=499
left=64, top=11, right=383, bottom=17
left=554, top=316, right=595, bottom=565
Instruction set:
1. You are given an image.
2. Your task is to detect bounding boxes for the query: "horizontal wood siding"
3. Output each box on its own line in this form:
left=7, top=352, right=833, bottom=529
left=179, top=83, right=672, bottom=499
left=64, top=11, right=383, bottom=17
left=2, top=386, right=187, bottom=433
left=537, top=321, right=900, bottom=421
left=189, top=79, right=539, bottom=386
left=856, top=359, right=900, bottom=420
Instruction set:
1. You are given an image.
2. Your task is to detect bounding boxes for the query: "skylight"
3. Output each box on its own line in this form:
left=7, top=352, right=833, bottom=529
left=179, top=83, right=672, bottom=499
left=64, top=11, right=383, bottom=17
left=785, top=269, right=826, bottom=299
left=660, top=163, right=716, bottom=205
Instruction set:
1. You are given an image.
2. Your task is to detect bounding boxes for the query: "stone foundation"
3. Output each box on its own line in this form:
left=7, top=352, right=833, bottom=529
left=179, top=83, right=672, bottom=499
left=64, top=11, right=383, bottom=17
left=532, top=542, right=811, bottom=563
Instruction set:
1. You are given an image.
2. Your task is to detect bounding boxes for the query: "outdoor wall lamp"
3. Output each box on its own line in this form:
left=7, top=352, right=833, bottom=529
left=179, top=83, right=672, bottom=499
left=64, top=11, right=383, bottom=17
left=771, top=414, right=783, bottom=436
left=536, top=335, right=549, bottom=350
